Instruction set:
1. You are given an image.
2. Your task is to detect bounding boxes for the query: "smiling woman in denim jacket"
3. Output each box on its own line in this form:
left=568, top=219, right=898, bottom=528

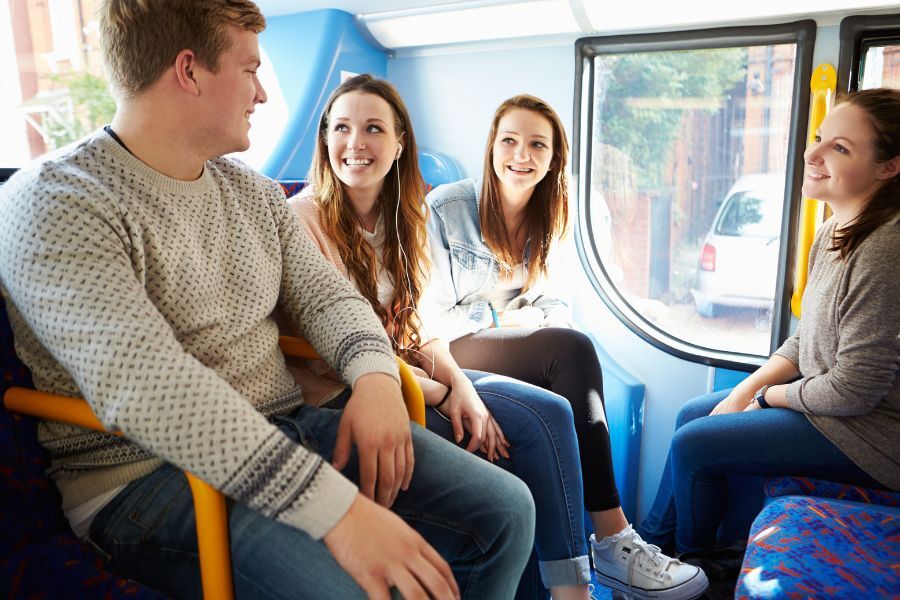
left=423, top=95, right=706, bottom=600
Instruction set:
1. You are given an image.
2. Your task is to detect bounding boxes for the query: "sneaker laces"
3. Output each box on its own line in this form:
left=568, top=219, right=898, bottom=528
left=626, top=533, right=674, bottom=590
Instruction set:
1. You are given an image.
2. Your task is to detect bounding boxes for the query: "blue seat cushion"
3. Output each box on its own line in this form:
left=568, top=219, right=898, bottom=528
left=765, top=475, right=899, bottom=507
left=736, top=495, right=899, bottom=598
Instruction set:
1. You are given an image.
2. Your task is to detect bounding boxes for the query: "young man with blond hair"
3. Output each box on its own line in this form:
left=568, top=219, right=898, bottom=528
left=0, top=1, right=534, bottom=598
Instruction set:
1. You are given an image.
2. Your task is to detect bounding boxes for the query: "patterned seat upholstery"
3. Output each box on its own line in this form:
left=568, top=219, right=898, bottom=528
left=277, top=180, right=307, bottom=199
left=736, top=477, right=899, bottom=599
left=0, top=296, right=166, bottom=598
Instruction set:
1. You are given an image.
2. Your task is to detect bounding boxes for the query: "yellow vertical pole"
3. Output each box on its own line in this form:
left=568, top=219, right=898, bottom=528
left=187, top=473, right=234, bottom=600
left=791, top=64, right=837, bottom=317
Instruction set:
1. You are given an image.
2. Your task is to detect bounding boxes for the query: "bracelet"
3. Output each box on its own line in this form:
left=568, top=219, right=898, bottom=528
left=435, top=386, right=452, bottom=409
left=757, top=385, right=772, bottom=409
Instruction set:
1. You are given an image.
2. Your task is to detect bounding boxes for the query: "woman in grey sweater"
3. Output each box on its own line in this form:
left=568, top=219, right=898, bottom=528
left=639, top=87, right=900, bottom=553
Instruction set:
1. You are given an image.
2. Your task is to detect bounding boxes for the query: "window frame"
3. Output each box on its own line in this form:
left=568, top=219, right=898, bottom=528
left=837, top=13, right=900, bottom=92
left=0, top=168, right=17, bottom=185
left=572, top=20, right=816, bottom=371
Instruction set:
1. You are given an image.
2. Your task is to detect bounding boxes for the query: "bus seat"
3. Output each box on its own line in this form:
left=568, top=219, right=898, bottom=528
left=586, top=334, right=644, bottom=522
left=278, top=180, right=308, bottom=198
left=736, top=476, right=900, bottom=599
left=419, top=150, right=463, bottom=188
left=0, top=296, right=166, bottom=599
left=1, top=297, right=425, bottom=598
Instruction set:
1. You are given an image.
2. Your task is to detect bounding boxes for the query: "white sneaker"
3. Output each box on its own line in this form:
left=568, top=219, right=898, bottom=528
left=591, top=526, right=708, bottom=600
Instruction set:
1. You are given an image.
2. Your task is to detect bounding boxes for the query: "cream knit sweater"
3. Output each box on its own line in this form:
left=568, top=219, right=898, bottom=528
left=0, top=130, right=399, bottom=539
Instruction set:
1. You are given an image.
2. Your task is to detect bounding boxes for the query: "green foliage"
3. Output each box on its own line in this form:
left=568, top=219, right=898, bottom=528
left=594, top=47, right=747, bottom=193
left=46, top=72, right=116, bottom=148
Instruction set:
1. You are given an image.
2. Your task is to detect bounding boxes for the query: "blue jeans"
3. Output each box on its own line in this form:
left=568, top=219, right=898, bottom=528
left=638, top=389, right=882, bottom=553
left=425, top=370, right=591, bottom=597
left=88, top=402, right=535, bottom=599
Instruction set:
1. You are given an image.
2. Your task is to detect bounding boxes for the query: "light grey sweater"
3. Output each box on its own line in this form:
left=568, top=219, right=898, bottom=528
left=774, top=215, right=900, bottom=490
left=0, top=130, right=399, bottom=539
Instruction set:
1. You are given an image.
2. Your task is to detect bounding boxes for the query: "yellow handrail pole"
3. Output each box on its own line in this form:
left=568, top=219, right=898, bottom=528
left=396, top=357, right=426, bottom=427
left=5, top=387, right=105, bottom=431
left=791, top=64, right=836, bottom=318
left=278, top=335, right=319, bottom=359
left=279, top=335, right=427, bottom=426
left=186, top=473, right=234, bottom=600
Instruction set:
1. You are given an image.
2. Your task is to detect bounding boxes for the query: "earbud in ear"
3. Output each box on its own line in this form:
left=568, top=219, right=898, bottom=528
left=396, top=144, right=403, bottom=160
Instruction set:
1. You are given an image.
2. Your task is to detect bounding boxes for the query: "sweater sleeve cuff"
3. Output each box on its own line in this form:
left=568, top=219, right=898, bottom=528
left=784, top=378, right=808, bottom=413
left=344, top=352, right=400, bottom=387
left=278, top=462, right=359, bottom=540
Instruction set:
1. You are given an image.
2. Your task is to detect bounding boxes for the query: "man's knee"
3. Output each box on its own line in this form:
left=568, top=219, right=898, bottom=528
left=486, top=470, right=536, bottom=555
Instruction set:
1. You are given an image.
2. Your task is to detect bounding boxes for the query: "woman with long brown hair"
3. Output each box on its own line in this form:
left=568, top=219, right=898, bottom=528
left=286, top=74, right=601, bottom=600
left=639, top=88, right=900, bottom=554
left=423, top=94, right=707, bottom=600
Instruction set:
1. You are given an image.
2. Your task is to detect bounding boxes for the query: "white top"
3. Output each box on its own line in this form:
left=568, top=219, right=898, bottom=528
left=484, top=263, right=527, bottom=309
left=362, top=215, right=396, bottom=309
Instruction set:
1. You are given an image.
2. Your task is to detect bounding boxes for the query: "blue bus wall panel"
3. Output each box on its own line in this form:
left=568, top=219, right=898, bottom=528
left=587, top=334, right=644, bottom=523
left=260, top=9, right=387, bottom=180
left=713, top=367, right=749, bottom=391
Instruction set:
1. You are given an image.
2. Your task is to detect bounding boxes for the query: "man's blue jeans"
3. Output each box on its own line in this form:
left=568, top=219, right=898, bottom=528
left=426, top=370, right=591, bottom=598
left=88, top=402, right=535, bottom=599
left=638, top=389, right=882, bottom=553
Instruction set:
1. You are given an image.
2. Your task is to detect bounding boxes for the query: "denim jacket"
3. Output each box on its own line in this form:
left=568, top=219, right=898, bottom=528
left=422, top=178, right=572, bottom=342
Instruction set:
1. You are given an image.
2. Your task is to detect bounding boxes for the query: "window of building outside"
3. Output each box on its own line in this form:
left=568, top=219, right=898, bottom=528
left=860, top=40, right=900, bottom=89
left=1, top=0, right=282, bottom=170
left=586, top=42, right=800, bottom=358
left=1, top=0, right=112, bottom=167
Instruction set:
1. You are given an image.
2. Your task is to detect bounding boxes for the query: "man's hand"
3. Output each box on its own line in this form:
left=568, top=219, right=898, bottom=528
left=324, top=494, right=460, bottom=600
left=332, top=373, right=413, bottom=508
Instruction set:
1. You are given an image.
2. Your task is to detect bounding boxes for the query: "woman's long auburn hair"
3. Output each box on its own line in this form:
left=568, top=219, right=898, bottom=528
left=479, top=95, right=570, bottom=290
left=309, top=75, right=429, bottom=362
left=828, top=88, right=900, bottom=259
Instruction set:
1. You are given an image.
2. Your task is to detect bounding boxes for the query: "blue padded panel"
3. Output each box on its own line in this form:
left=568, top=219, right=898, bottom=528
left=261, top=10, right=387, bottom=180
left=737, top=496, right=899, bottom=599
left=712, top=367, right=749, bottom=392
left=587, top=334, right=644, bottom=522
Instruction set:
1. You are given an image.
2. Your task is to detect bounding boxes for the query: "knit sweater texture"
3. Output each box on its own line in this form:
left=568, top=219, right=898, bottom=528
left=774, top=215, right=900, bottom=490
left=0, top=129, right=399, bottom=539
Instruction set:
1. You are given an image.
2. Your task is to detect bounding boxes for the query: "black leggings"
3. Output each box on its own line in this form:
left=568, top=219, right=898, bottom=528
left=450, top=327, right=620, bottom=512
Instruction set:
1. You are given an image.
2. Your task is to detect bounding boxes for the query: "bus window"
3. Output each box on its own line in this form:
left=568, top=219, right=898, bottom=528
left=0, top=0, right=284, bottom=171
left=838, top=13, right=900, bottom=92
left=576, top=22, right=814, bottom=364
left=1, top=0, right=113, bottom=167
left=860, top=41, right=900, bottom=89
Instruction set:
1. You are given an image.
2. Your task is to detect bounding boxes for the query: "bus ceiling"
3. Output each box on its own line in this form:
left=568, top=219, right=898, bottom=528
left=255, top=1, right=900, bottom=51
